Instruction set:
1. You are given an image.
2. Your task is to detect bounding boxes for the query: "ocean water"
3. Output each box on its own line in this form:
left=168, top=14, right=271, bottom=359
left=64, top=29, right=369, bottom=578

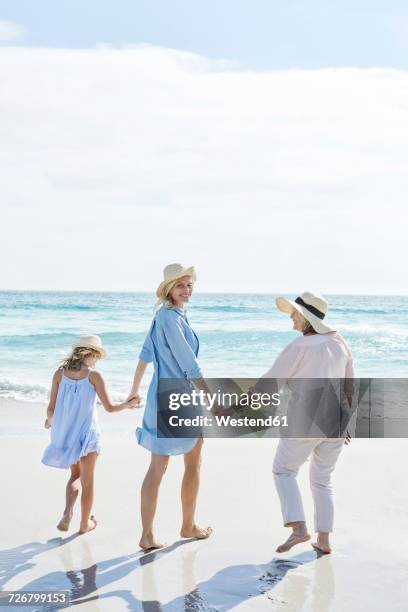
left=0, top=291, right=407, bottom=403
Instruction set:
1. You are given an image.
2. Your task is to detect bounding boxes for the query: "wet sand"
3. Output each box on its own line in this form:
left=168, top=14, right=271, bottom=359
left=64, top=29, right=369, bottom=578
left=1, top=399, right=408, bottom=611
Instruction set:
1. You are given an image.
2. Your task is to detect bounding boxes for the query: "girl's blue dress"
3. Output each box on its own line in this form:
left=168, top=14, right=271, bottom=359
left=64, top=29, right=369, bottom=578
left=42, top=369, right=101, bottom=469
left=136, top=306, right=202, bottom=455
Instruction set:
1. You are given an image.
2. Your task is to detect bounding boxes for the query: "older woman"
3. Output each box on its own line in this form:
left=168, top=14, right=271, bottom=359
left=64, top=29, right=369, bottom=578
left=128, top=263, right=212, bottom=551
left=260, top=291, right=354, bottom=555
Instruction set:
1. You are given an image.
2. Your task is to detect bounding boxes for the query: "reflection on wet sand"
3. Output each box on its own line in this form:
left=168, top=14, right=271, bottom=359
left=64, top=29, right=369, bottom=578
left=3, top=537, right=332, bottom=611
left=264, top=550, right=335, bottom=612
left=58, top=542, right=101, bottom=611
left=0, top=536, right=79, bottom=594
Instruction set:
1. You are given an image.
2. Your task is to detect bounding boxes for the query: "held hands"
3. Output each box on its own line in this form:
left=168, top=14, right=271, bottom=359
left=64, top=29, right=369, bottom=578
left=210, top=402, right=223, bottom=417
left=210, top=402, right=235, bottom=417
left=126, top=393, right=142, bottom=409
left=344, top=430, right=352, bottom=445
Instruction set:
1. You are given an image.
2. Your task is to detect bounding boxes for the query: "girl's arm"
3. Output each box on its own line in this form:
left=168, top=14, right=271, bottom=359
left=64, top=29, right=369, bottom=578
left=44, top=369, right=62, bottom=428
left=90, top=371, right=140, bottom=412
left=127, top=359, right=148, bottom=400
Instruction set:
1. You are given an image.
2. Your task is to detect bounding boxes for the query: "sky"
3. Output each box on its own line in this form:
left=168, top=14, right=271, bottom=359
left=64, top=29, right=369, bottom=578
left=1, top=2, right=408, bottom=293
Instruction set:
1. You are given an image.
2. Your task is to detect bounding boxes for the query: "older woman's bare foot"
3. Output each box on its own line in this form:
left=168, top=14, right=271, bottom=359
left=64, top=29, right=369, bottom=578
left=276, top=530, right=311, bottom=553
left=57, top=512, right=72, bottom=532
left=311, top=542, right=331, bottom=554
left=139, top=533, right=166, bottom=551
left=180, top=524, right=213, bottom=539
left=79, top=515, right=97, bottom=534
left=311, top=533, right=331, bottom=554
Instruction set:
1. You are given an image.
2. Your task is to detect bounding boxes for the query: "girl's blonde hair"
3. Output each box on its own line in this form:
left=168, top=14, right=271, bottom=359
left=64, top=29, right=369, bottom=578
left=60, top=347, right=102, bottom=371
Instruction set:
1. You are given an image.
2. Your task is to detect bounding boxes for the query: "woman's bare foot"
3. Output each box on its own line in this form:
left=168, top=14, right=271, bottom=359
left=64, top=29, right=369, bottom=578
left=57, top=512, right=73, bottom=532
left=276, top=530, right=311, bottom=553
left=79, top=515, right=97, bottom=534
left=139, top=533, right=166, bottom=551
left=180, top=524, right=213, bottom=540
left=311, top=533, right=331, bottom=554
left=311, top=542, right=331, bottom=554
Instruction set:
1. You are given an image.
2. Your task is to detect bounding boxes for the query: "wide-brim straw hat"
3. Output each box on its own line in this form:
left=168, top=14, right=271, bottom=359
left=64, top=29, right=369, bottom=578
left=71, top=335, right=107, bottom=358
left=156, top=263, right=196, bottom=301
left=275, top=291, right=335, bottom=334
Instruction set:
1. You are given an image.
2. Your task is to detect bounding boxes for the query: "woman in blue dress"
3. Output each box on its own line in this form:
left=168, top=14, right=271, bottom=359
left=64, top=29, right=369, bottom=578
left=128, top=263, right=212, bottom=550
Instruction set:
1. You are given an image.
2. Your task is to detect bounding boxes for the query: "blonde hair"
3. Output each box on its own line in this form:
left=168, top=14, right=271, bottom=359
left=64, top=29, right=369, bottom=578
left=162, top=279, right=179, bottom=309
left=60, top=347, right=102, bottom=371
left=158, top=277, right=195, bottom=310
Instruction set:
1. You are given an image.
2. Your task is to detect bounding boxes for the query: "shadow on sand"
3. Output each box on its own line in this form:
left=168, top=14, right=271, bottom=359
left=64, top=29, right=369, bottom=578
left=2, top=536, right=335, bottom=611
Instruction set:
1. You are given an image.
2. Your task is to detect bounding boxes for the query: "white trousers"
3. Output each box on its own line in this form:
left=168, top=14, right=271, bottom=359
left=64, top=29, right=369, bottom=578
left=273, top=438, right=344, bottom=533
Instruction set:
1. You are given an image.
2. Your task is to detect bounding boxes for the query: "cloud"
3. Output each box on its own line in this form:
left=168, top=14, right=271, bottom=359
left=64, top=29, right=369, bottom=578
left=0, top=20, right=24, bottom=41
left=0, top=44, right=407, bottom=292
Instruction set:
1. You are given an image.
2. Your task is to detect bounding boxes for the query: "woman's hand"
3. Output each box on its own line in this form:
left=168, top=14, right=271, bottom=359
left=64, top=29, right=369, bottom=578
left=210, top=402, right=223, bottom=417
left=126, top=393, right=142, bottom=409
left=44, top=417, right=51, bottom=429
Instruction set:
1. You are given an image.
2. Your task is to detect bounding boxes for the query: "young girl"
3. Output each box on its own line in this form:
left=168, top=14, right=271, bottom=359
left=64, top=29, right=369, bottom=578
left=42, top=335, right=140, bottom=534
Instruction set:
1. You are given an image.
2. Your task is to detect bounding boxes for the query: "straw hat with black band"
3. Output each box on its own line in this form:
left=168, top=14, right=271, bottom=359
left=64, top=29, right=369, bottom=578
left=275, top=291, right=335, bottom=334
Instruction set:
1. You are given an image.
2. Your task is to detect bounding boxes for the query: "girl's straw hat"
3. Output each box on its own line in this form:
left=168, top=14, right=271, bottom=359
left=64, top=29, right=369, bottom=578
left=156, top=263, right=196, bottom=301
left=276, top=291, right=335, bottom=334
left=71, top=335, right=107, bottom=358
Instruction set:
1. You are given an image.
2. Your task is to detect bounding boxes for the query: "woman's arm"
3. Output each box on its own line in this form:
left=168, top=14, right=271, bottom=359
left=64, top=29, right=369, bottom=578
left=90, top=371, right=140, bottom=412
left=127, top=325, right=154, bottom=401
left=44, top=369, right=61, bottom=428
left=127, top=359, right=148, bottom=400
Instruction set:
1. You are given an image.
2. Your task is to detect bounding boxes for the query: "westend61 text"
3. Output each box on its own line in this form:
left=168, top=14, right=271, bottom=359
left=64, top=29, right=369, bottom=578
left=167, top=390, right=281, bottom=411
left=167, top=414, right=288, bottom=427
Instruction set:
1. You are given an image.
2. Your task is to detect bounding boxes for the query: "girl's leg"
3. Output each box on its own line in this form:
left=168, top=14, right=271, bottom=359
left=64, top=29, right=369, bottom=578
left=79, top=451, right=98, bottom=534
left=180, top=439, right=212, bottom=539
left=139, top=453, right=169, bottom=550
left=57, top=462, right=81, bottom=531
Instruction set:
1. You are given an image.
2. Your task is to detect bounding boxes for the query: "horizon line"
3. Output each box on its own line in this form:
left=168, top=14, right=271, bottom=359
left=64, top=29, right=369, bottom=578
left=1, top=289, right=407, bottom=297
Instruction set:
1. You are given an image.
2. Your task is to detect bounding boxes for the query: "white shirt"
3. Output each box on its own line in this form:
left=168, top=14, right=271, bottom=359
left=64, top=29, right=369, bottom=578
left=262, top=332, right=354, bottom=379
left=260, top=332, right=354, bottom=437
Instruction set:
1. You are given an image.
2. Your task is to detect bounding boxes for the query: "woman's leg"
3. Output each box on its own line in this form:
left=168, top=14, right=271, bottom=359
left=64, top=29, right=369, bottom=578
left=139, top=453, right=169, bottom=550
left=79, top=451, right=98, bottom=533
left=273, top=439, right=316, bottom=553
left=309, top=439, right=344, bottom=554
left=180, top=438, right=212, bottom=539
left=57, top=462, right=81, bottom=531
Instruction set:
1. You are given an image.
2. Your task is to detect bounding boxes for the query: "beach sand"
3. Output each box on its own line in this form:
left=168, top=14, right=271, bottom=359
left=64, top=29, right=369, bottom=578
left=1, top=398, right=407, bottom=611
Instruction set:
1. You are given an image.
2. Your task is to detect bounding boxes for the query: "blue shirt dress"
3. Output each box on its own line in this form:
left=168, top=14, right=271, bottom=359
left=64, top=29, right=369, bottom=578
left=136, top=306, right=202, bottom=455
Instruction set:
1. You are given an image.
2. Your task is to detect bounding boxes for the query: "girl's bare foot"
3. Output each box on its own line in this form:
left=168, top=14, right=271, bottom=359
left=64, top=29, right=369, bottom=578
left=276, top=530, right=311, bottom=553
left=139, top=533, right=166, bottom=551
left=57, top=512, right=73, bottom=532
left=79, top=515, right=97, bottom=534
left=180, top=524, right=213, bottom=539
